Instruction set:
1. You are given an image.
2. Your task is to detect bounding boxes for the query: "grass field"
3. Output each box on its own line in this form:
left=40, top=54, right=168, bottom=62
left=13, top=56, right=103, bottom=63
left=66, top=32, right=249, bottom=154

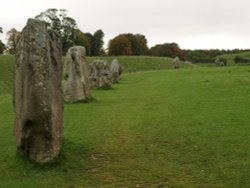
left=0, top=55, right=250, bottom=187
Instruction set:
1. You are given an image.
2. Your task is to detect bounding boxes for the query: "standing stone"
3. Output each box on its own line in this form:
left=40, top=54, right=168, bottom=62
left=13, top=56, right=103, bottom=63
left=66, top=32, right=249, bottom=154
left=215, top=58, right=227, bottom=66
left=215, top=58, right=221, bottom=66
left=89, top=60, right=112, bottom=88
left=110, top=59, right=122, bottom=83
left=173, top=57, right=180, bottom=69
left=14, top=19, right=64, bottom=163
left=63, top=46, right=91, bottom=102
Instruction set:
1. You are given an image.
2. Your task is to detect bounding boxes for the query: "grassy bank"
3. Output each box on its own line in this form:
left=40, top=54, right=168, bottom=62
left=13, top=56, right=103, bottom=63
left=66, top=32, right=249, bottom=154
left=218, top=51, right=250, bottom=65
left=86, top=56, right=192, bottom=72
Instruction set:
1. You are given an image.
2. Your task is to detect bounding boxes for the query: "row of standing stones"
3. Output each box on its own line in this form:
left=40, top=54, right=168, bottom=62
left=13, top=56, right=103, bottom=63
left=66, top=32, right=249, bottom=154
left=63, top=46, right=122, bottom=103
left=14, top=19, right=122, bottom=163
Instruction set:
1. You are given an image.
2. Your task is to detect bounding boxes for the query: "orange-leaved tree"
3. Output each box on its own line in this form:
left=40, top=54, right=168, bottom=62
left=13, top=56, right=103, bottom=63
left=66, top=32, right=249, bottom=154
left=108, top=35, right=132, bottom=56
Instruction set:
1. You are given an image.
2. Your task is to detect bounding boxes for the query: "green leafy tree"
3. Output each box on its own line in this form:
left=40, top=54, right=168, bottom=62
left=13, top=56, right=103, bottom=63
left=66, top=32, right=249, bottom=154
left=134, top=34, right=148, bottom=55
left=0, top=27, right=5, bottom=54
left=108, top=35, right=132, bottom=56
left=35, top=9, right=106, bottom=56
left=35, top=8, right=77, bottom=54
left=71, top=29, right=92, bottom=55
left=92, top=29, right=104, bottom=56
left=0, top=40, right=5, bottom=54
left=183, top=49, right=250, bottom=63
left=6, top=28, right=21, bottom=54
left=84, top=32, right=94, bottom=56
left=123, top=33, right=148, bottom=55
left=234, top=56, right=249, bottom=64
left=61, top=16, right=77, bottom=53
left=150, top=43, right=185, bottom=60
left=123, top=33, right=139, bottom=55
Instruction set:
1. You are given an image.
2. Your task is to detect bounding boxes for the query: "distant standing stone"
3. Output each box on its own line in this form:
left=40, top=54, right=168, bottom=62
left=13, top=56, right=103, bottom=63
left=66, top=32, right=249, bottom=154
left=173, top=57, right=180, bottom=69
left=14, top=19, right=64, bottom=163
left=215, top=58, right=227, bottom=66
left=110, top=59, right=122, bottom=83
left=90, top=60, right=112, bottom=88
left=63, top=46, right=91, bottom=102
left=215, top=58, right=221, bottom=66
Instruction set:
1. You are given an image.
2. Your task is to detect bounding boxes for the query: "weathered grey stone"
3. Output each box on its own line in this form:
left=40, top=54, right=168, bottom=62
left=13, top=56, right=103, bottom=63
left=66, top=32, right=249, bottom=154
left=173, top=57, right=180, bottom=69
left=90, top=60, right=112, bottom=88
left=63, top=46, right=91, bottom=102
left=215, top=58, right=221, bottom=66
left=215, top=58, right=227, bottom=66
left=110, top=59, right=122, bottom=83
left=14, top=19, right=64, bottom=163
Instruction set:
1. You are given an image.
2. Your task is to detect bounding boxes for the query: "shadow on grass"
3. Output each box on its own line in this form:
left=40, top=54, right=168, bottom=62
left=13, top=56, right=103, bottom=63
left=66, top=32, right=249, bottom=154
left=13, top=137, right=95, bottom=173
left=112, top=81, right=124, bottom=85
left=64, top=96, right=99, bottom=105
left=92, top=86, right=115, bottom=91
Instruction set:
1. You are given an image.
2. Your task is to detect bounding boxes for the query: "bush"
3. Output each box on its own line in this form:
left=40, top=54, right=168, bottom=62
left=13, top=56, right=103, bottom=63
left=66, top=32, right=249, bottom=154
left=234, top=56, right=250, bottom=64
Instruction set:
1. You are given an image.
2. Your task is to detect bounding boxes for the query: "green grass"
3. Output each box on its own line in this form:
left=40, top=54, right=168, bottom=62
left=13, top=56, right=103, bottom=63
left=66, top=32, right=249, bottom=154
left=0, top=55, right=15, bottom=95
left=1, top=55, right=250, bottom=187
left=85, top=56, right=192, bottom=72
left=1, top=54, right=192, bottom=93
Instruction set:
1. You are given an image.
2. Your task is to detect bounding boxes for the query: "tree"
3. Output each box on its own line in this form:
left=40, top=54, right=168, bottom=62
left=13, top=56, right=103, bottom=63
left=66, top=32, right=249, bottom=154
left=150, top=43, right=185, bottom=60
left=234, top=56, right=249, bottom=64
left=92, top=29, right=104, bottom=56
left=134, top=34, right=148, bottom=55
left=108, top=33, right=148, bottom=56
left=35, top=8, right=77, bottom=54
left=61, top=16, right=77, bottom=53
left=35, top=9, right=107, bottom=56
left=122, top=33, right=148, bottom=55
left=183, top=49, right=250, bottom=63
left=84, top=33, right=94, bottom=56
left=6, top=28, right=21, bottom=54
left=35, top=8, right=61, bottom=33
left=0, top=40, right=5, bottom=54
left=71, top=29, right=92, bottom=55
left=123, top=33, right=139, bottom=55
left=108, top=35, right=132, bottom=56
left=0, top=27, right=5, bottom=54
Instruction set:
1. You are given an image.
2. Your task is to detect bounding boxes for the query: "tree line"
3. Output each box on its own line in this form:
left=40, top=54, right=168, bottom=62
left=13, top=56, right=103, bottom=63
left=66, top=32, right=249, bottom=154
left=1, top=8, right=250, bottom=62
left=0, top=27, right=5, bottom=54
left=0, top=9, right=105, bottom=56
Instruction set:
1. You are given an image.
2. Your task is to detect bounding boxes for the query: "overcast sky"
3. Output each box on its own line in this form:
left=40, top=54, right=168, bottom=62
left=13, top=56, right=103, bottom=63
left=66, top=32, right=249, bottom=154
left=1, top=0, right=250, bottom=49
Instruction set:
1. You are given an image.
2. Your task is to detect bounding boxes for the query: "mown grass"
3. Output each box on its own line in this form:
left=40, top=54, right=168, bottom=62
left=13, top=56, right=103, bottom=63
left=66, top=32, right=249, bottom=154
left=0, top=55, right=250, bottom=187
left=86, top=56, right=192, bottom=72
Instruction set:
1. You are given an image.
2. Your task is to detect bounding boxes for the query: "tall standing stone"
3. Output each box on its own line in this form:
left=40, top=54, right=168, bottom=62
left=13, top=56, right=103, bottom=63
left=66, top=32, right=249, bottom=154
left=110, top=59, right=122, bottom=83
left=63, top=46, right=91, bottom=102
left=89, top=60, right=112, bottom=88
left=14, top=19, right=64, bottom=163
